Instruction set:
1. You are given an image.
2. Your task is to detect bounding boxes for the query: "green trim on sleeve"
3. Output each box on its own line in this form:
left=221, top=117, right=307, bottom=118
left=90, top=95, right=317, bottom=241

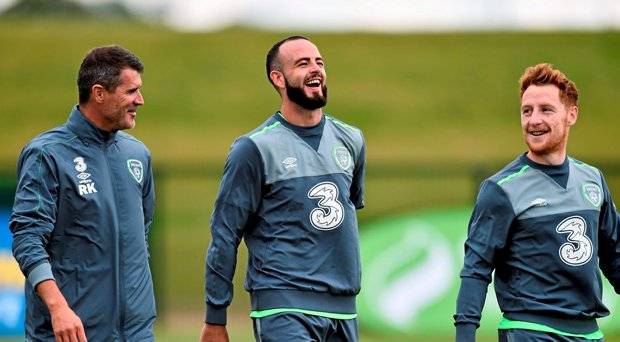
left=250, top=308, right=357, bottom=320
left=497, top=165, right=530, bottom=185
left=498, top=317, right=604, bottom=339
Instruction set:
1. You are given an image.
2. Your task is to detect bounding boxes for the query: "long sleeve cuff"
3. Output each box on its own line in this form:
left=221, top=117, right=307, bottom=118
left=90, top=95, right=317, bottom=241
left=206, top=304, right=228, bottom=325
left=27, top=262, right=55, bottom=288
left=454, top=276, right=488, bottom=326
left=455, top=323, right=477, bottom=342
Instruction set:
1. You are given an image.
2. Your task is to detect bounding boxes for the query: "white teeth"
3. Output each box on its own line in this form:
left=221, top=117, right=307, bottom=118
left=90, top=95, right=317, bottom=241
left=306, top=80, right=321, bottom=86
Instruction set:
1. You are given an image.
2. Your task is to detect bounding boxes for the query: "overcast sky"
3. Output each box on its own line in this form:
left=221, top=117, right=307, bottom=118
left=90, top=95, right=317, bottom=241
left=1, top=0, right=619, bottom=32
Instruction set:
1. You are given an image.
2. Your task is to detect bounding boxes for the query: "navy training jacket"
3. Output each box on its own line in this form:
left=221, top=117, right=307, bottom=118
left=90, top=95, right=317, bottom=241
left=10, top=106, right=156, bottom=341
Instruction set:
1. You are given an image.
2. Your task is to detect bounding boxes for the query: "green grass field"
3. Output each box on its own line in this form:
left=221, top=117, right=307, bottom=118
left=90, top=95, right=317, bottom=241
left=1, top=18, right=620, bottom=339
left=1, top=20, right=619, bottom=164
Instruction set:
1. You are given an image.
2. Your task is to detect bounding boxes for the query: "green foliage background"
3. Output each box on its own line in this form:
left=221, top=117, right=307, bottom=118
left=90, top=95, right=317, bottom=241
left=1, top=18, right=619, bottom=341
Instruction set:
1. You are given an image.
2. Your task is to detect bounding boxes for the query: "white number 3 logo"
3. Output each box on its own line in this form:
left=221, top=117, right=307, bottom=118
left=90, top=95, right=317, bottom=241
left=308, top=182, right=345, bottom=230
left=556, top=216, right=593, bottom=266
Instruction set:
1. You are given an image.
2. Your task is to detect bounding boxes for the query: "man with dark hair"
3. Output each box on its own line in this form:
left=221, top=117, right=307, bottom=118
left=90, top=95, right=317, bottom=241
left=10, top=45, right=156, bottom=341
left=454, top=63, right=620, bottom=341
left=201, top=36, right=366, bottom=342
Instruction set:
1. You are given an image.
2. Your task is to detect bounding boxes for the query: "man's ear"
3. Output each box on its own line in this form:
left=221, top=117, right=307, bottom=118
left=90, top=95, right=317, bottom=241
left=567, top=105, right=578, bottom=126
left=270, top=70, right=285, bottom=90
left=91, top=84, right=106, bottom=104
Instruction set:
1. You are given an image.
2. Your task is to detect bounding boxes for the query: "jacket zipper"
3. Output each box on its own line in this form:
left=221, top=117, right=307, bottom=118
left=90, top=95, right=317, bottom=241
left=104, top=142, right=125, bottom=340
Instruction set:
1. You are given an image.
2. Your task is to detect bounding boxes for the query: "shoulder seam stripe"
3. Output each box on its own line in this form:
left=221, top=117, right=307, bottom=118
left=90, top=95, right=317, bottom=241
left=36, top=134, right=79, bottom=149
left=250, top=121, right=281, bottom=139
left=326, top=115, right=358, bottom=131
left=570, top=157, right=598, bottom=172
left=498, top=165, right=530, bottom=185
left=34, top=148, right=44, bottom=216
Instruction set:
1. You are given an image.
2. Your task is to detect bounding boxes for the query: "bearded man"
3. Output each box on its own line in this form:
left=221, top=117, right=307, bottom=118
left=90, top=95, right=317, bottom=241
left=200, top=36, right=366, bottom=342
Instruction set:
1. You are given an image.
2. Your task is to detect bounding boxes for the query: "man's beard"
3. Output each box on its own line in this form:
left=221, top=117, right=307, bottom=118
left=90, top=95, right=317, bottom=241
left=524, top=123, right=568, bottom=156
left=285, top=78, right=328, bottom=110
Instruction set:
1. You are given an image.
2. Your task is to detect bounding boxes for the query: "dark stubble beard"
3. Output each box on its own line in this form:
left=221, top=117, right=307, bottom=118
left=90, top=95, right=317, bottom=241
left=285, top=78, right=328, bottom=110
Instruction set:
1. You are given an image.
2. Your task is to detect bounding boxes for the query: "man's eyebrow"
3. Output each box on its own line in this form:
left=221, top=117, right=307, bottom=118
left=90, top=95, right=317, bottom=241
left=294, top=57, right=311, bottom=64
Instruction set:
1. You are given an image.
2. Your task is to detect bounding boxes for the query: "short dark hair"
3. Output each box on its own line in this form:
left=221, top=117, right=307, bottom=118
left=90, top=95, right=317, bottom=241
left=77, top=45, right=143, bottom=104
left=519, top=63, right=578, bottom=107
left=265, top=35, right=309, bottom=88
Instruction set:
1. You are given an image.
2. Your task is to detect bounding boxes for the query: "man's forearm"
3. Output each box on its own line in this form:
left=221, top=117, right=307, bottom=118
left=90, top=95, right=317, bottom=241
left=36, top=279, right=70, bottom=312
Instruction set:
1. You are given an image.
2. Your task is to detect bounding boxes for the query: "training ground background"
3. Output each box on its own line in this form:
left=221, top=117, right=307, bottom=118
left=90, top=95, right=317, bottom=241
left=0, top=17, right=619, bottom=341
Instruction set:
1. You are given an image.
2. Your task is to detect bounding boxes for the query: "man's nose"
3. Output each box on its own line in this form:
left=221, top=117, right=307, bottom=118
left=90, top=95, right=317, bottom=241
left=528, top=109, right=544, bottom=124
left=309, top=61, right=323, bottom=73
left=135, top=90, right=144, bottom=106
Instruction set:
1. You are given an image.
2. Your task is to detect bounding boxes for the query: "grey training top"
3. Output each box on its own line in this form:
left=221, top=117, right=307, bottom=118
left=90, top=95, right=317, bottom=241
left=455, top=154, right=620, bottom=340
left=205, top=112, right=366, bottom=325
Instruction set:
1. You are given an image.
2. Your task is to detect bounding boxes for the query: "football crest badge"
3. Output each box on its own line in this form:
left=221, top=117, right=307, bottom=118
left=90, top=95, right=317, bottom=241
left=127, top=159, right=144, bottom=184
left=582, top=183, right=602, bottom=207
left=333, top=146, right=352, bottom=170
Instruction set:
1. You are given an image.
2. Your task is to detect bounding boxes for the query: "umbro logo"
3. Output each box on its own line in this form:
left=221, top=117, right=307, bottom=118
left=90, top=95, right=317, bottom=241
left=73, top=157, right=97, bottom=196
left=530, top=198, right=548, bottom=207
left=282, top=157, right=297, bottom=169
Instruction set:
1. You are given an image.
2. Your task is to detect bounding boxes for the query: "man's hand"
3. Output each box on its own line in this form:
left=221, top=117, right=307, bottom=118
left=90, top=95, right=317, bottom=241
left=36, top=280, right=87, bottom=342
left=50, top=304, right=87, bottom=342
left=200, top=323, right=229, bottom=342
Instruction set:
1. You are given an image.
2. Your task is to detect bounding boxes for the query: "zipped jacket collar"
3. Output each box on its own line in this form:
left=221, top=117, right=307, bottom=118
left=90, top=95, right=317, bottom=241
left=66, top=105, right=117, bottom=145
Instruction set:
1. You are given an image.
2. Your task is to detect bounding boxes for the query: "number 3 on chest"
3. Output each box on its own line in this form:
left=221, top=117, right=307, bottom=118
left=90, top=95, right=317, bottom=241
left=556, top=216, right=593, bottom=266
left=307, top=181, right=345, bottom=231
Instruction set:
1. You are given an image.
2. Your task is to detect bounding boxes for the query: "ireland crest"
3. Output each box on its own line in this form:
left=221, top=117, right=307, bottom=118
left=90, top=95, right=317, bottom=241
left=582, top=183, right=602, bottom=207
left=333, top=146, right=352, bottom=170
left=127, top=159, right=144, bottom=184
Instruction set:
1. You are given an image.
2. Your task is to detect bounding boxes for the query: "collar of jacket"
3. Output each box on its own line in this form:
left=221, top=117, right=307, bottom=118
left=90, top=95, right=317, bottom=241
left=66, top=105, right=118, bottom=145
